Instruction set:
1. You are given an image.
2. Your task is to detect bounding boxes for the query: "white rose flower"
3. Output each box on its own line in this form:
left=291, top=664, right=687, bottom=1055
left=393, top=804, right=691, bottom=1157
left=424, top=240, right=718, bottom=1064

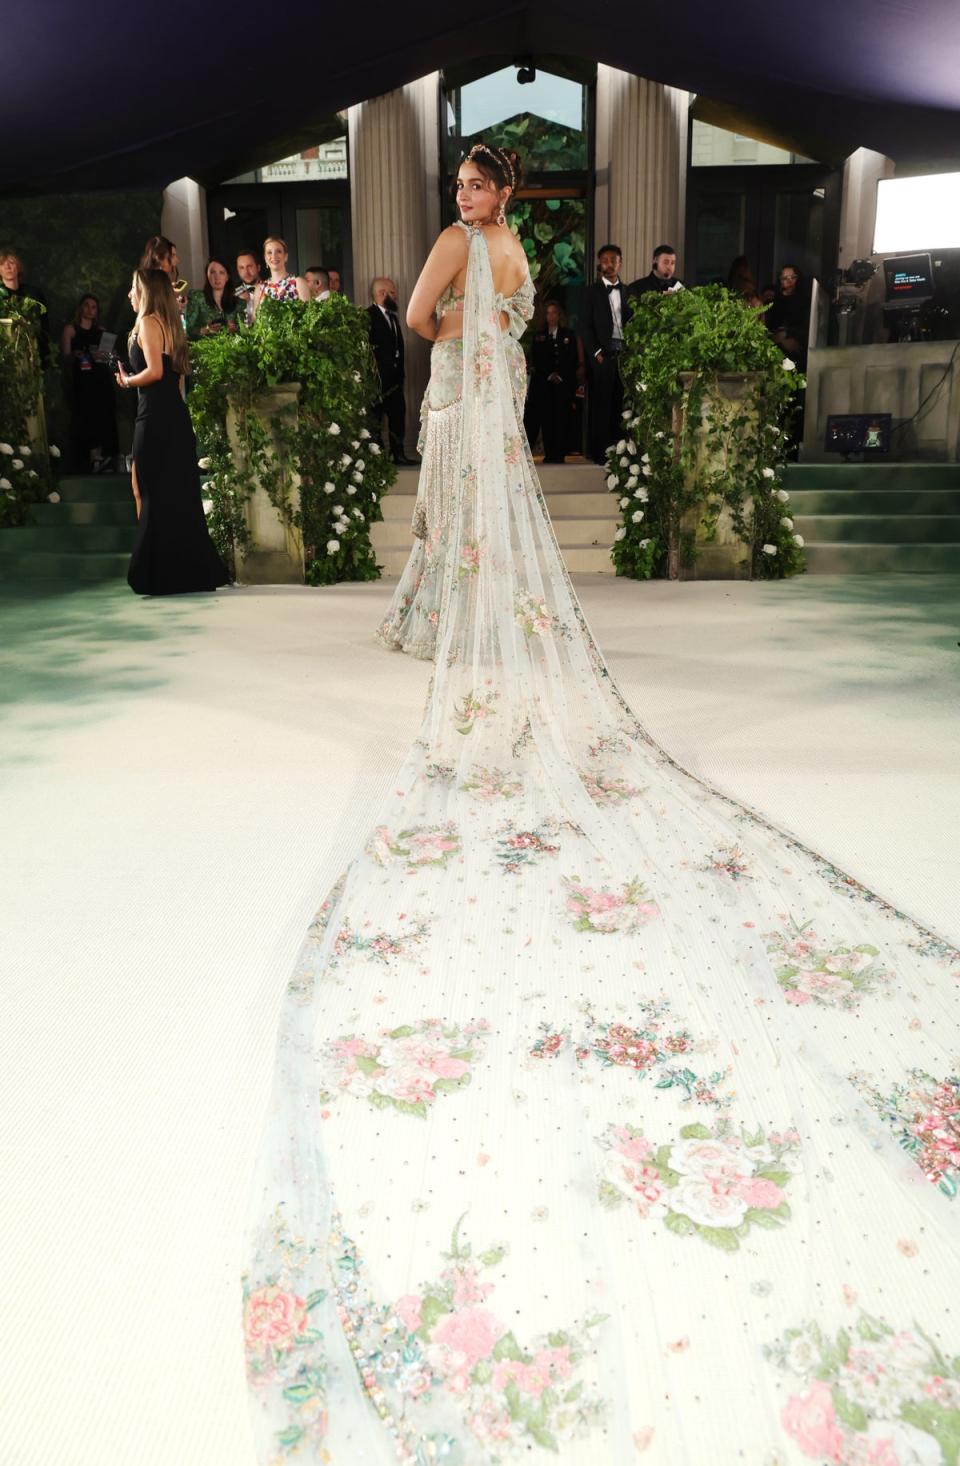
left=201, top=498, right=213, bottom=515
left=328, top=423, right=341, bottom=435
left=202, top=479, right=214, bottom=491
left=631, top=415, right=642, bottom=428
left=352, top=371, right=361, bottom=382
left=341, top=453, right=352, bottom=467
left=631, top=510, right=644, bottom=523
left=49, top=444, right=61, bottom=458
left=606, top=474, right=618, bottom=490
left=352, top=471, right=363, bottom=483
left=626, top=440, right=636, bottom=454
left=47, top=490, right=60, bottom=503
left=619, top=455, right=630, bottom=467
left=781, top=516, right=794, bottom=530
left=762, top=543, right=777, bottom=555
left=619, top=496, right=630, bottom=508
left=197, top=456, right=212, bottom=469
left=326, top=539, right=340, bottom=552
left=614, top=527, right=627, bottom=541
left=11, top=458, right=23, bottom=469
left=641, top=452, right=650, bottom=464
left=762, top=467, right=776, bottom=479
left=616, top=438, right=627, bottom=454
left=335, top=520, right=349, bottom=533
left=18, top=445, right=30, bottom=456
left=782, top=358, right=796, bottom=371
left=359, top=428, right=370, bottom=439
left=352, top=507, right=364, bottom=518
left=669, top=1176, right=748, bottom=1228
left=355, top=459, right=365, bottom=470
left=639, top=537, right=650, bottom=547
left=332, top=504, right=344, bottom=514
left=642, top=464, right=651, bottom=477
left=654, top=431, right=665, bottom=440
left=351, top=440, right=359, bottom=449
left=638, top=382, right=647, bottom=392
left=793, top=533, right=805, bottom=547
left=27, top=469, right=37, bottom=478
left=323, top=481, right=335, bottom=494
left=621, top=410, right=632, bottom=421
left=767, top=425, right=780, bottom=436
left=0, top=477, right=11, bottom=489
left=370, top=443, right=381, bottom=456
left=347, top=485, right=357, bottom=495
left=634, top=488, right=648, bottom=501
left=0, top=443, right=13, bottom=454
left=776, top=489, right=790, bottom=502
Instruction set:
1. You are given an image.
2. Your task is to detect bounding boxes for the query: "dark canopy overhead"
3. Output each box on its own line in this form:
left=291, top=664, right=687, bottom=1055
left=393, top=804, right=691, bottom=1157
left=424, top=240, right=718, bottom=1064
left=3, top=0, right=960, bottom=194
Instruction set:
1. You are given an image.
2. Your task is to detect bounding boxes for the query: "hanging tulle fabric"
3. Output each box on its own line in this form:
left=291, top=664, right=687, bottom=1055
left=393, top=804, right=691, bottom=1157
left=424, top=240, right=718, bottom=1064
left=243, top=225, right=960, bottom=1466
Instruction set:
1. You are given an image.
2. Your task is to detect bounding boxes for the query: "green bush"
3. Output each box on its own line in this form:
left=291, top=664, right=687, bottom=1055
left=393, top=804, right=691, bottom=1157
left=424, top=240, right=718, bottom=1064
left=189, top=296, right=395, bottom=585
left=0, top=297, right=56, bottom=527
left=607, top=286, right=805, bottom=579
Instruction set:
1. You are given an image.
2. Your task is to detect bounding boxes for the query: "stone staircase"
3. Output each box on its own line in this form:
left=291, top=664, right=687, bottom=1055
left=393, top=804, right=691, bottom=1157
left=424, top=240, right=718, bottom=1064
left=372, top=461, right=618, bottom=574
left=0, top=474, right=135, bottom=583
left=787, top=463, right=960, bottom=573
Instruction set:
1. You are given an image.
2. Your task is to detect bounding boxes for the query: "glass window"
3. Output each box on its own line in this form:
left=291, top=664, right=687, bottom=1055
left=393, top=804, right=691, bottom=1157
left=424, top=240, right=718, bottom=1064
left=691, top=120, right=812, bottom=167
left=448, top=66, right=587, bottom=173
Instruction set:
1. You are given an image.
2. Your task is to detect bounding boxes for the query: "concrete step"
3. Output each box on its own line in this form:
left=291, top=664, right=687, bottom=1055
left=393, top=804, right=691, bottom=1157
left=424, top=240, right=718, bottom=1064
left=375, top=543, right=614, bottom=576
left=787, top=488, right=960, bottom=515
left=0, top=549, right=130, bottom=582
left=801, top=542, right=960, bottom=574
left=787, top=463, right=960, bottom=491
left=30, top=499, right=137, bottom=527
left=371, top=516, right=617, bottom=553
left=57, top=473, right=132, bottom=504
left=380, top=489, right=617, bottom=522
left=2, top=524, right=137, bottom=553
left=792, top=514, right=960, bottom=545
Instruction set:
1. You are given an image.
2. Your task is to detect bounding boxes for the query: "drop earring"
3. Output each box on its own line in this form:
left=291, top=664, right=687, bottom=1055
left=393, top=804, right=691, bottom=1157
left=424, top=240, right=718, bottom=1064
left=497, top=205, right=506, bottom=227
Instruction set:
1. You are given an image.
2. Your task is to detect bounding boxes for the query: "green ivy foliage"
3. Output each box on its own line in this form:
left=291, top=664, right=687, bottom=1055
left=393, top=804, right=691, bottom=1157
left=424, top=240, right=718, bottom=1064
left=608, top=286, right=806, bottom=580
left=189, top=296, right=395, bottom=585
left=0, top=296, right=56, bottom=527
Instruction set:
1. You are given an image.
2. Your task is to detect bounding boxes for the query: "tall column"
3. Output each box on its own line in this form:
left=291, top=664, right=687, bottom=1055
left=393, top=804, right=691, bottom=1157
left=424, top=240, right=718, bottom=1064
left=349, top=75, right=441, bottom=456
left=595, top=68, right=688, bottom=285
left=838, top=147, right=894, bottom=265
left=161, top=178, right=209, bottom=290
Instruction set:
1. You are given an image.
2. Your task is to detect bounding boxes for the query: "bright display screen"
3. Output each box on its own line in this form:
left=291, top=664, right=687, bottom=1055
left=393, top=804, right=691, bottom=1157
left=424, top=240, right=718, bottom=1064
left=873, top=173, right=960, bottom=252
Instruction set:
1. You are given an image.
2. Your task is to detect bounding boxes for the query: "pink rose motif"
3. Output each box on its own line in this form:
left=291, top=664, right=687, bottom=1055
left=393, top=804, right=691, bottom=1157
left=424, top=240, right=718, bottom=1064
left=452, top=1265, right=493, bottom=1308
left=395, top=1293, right=423, bottom=1332
left=427, top=1055, right=470, bottom=1080
left=785, top=988, right=812, bottom=1005
left=387, top=1072, right=436, bottom=1105
left=244, top=1286, right=308, bottom=1357
left=431, top=1306, right=502, bottom=1367
left=781, top=1381, right=844, bottom=1461
left=614, top=1127, right=653, bottom=1163
left=735, top=1177, right=785, bottom=1209
left=589, top=891, right=622, bottom=913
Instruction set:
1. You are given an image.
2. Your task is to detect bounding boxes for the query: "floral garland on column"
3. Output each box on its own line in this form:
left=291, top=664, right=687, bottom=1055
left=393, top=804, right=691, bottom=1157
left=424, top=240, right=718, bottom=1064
left=189, top=296, right=395, bottom=585
left=606, top=285, right=805, bottom=579
left=0, top=296, right=59, bottom=528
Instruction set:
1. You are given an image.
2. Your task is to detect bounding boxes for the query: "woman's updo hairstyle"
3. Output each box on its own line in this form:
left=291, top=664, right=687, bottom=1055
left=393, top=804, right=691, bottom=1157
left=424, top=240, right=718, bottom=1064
left=457, top=143, right=524, bottom=213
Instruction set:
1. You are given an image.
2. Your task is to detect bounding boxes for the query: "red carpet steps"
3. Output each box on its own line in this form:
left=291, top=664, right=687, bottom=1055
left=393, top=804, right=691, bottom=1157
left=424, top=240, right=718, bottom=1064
left=787, top=463, right=960, bottom=573
left=372, top=462, right=619, bottom=574
left=0, top=474, right=135, bottom=583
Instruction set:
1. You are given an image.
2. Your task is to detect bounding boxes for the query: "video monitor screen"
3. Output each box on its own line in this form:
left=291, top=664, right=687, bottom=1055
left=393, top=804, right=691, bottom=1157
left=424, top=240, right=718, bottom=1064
left=883, top=254, right=934, bottom=304
left=824, top=414, right=891, bottom=455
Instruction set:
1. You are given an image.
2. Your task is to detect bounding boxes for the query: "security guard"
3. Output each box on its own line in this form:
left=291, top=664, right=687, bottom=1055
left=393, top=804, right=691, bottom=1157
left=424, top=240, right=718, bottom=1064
left=526, top=300, right=579, bottom=463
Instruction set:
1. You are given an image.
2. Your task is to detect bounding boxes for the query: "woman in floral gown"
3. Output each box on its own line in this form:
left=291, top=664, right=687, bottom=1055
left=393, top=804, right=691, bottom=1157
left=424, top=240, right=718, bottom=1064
left=244, top=144, right=960, bottom=1466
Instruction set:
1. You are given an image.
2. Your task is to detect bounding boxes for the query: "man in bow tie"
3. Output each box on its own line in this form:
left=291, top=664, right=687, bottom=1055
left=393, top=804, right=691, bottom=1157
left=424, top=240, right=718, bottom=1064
left=367, top=276, right=418, bottom=466
left=581, top=244, right=632, bottom=464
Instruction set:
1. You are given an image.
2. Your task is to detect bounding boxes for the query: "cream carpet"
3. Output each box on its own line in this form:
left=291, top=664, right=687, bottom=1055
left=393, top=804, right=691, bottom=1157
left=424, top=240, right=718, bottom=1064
left=1, top=573, right=957, bottom=1466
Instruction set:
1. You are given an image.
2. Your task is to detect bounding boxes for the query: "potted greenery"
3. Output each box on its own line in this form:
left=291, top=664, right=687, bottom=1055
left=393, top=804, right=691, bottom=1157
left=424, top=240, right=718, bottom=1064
left=606, top=285, right=805, bottom=580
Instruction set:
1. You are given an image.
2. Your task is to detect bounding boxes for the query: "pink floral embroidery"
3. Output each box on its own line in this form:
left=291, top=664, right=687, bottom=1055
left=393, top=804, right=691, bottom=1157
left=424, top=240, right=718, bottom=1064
left=765, top=919, right=893, bottom=1009
left=563, top=876, right=659, bottom=935
left=368, top=822, right=461, bottom=871
left=322, top=1018, right=489, bottom=1118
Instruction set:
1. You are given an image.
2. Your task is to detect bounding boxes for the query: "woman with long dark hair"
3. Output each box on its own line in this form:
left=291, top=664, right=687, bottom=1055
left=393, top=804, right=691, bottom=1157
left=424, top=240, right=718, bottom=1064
left=116, top=268, right=228, bottom=595
left=61, top=293, right=119, bottom=471
left=185, top=258, right=242, bottom=340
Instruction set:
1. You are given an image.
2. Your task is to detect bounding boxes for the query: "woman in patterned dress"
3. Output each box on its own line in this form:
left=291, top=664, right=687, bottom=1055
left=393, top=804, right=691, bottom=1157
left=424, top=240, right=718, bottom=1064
left=252, top=236, right=310, bottom=314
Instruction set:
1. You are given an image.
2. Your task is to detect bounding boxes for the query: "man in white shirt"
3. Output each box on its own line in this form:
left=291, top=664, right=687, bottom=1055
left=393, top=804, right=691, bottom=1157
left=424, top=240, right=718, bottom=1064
left=305, top=267, right=331, bottom=301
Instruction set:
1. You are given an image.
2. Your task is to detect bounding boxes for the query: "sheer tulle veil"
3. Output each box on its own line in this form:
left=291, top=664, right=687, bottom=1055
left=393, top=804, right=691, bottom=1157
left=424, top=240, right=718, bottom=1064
left=242, top=226, right=960, bottom=1465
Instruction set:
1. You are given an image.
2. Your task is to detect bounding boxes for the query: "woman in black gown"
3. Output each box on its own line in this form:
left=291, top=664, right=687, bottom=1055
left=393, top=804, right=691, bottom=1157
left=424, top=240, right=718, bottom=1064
left=116, top=268, right=229, bottom=596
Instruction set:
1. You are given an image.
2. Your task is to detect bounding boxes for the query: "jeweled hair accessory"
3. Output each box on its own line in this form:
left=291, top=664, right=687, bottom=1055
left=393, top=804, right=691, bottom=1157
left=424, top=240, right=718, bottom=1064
left=463, top=143, right=516, bottom=192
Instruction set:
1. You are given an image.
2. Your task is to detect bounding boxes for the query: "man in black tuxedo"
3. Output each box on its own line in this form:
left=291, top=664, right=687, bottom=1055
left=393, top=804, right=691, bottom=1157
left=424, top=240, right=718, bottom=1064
left=525, top=301, right=579, bottom=463
left=630, top=244, right=685, bottom=299
left=367, top=276, right=417, bottom=465
left=580, top=244, right=632, bottom=463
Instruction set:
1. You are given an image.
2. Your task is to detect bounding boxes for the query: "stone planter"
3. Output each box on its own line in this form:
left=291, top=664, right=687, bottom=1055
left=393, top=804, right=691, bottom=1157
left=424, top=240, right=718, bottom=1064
left=226, top=383, right=305, bottom=584
left=670, top=371, right=759, bottom=580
